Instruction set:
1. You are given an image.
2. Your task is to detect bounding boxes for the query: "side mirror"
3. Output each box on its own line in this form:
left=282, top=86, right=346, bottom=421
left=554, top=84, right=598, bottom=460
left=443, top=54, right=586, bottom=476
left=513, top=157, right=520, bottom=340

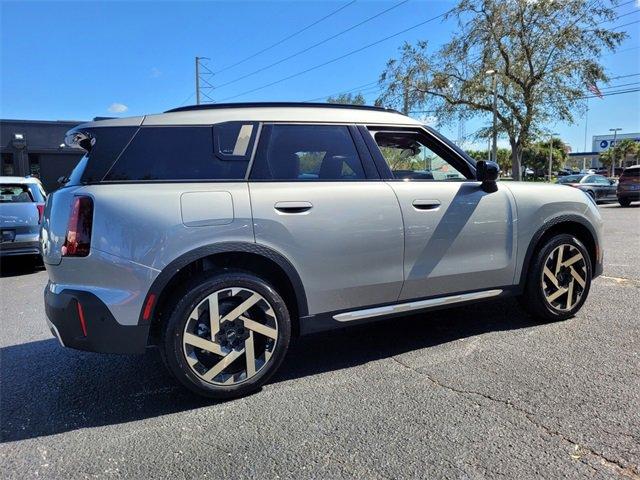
left=476, top=160, right=500, bottom=192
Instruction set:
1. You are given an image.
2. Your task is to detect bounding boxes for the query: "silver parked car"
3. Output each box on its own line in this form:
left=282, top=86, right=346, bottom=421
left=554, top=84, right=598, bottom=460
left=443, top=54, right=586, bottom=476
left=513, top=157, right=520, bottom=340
left=42, top=103, right=603, bottom=399
left=1, top=176, right=46, bottom=260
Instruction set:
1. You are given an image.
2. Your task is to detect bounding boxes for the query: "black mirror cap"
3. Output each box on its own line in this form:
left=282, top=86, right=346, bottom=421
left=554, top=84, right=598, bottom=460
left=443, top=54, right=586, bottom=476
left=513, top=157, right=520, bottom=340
left=476, top=160, right=500, bottom=182
left=476, top=160, right=500, bottom=192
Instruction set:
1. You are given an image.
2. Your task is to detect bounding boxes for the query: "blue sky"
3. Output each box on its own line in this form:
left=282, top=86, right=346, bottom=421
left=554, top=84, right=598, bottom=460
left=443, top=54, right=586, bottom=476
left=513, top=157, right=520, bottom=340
left=1, top=0, right=638, bottom=152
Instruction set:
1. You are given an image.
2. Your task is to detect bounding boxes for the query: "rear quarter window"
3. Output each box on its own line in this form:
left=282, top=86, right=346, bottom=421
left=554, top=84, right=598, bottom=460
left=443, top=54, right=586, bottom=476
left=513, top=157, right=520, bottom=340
left=104, top=125, right=253, bottom=181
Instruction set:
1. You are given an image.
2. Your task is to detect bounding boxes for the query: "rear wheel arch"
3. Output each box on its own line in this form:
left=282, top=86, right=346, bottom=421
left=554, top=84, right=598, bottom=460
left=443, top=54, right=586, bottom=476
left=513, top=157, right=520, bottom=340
left=520, top=216, right=598, bottom=287
left=143, top=243, right=307, bottom=340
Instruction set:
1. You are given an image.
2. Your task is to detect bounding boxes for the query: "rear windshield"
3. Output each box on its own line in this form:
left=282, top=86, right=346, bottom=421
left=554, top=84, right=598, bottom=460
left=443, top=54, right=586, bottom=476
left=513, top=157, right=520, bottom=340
left=557, top=175, right=585, bottom=184
left=0, top=184, right=34, bottom=203
left=622, top=168, right=640, bottom=178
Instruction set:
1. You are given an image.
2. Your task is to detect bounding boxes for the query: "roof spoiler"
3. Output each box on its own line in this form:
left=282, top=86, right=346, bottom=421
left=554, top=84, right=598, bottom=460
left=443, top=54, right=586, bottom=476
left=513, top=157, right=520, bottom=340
left=64, top=128, right=94, bottom=152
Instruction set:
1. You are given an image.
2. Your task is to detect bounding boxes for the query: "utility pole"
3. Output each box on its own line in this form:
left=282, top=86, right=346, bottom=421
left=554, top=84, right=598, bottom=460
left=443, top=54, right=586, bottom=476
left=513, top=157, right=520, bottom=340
left=485, top=70, right=498, bottom=164
left=195, top=56, right=214, bottom=105
left=548, top=132, right=559, bottom=182
left=609, top=128, right=622, bottom=177
left=402, top=77, right=410, bottom=115
left=195, top=57, right=201, bottom=105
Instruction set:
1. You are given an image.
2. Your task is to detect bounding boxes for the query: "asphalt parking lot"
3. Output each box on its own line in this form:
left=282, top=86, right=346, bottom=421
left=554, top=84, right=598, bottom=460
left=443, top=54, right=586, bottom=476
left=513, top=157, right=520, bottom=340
left=1, top=204, right=638, bottom=479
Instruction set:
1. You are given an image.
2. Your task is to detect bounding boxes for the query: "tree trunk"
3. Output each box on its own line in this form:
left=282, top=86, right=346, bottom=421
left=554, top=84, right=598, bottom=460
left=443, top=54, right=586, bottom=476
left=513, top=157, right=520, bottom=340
left=510, top=138, right=522, bottom=181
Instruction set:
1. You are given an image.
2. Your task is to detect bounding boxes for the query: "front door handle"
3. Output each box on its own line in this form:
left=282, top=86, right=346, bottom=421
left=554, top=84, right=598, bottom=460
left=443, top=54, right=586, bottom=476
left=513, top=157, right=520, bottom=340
left=412, top=199, right=441, bottom=211
left=274, top=201, right=313, bottom=214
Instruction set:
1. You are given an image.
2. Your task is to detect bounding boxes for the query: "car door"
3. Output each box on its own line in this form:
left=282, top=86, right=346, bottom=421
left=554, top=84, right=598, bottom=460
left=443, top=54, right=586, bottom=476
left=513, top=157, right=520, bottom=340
left=582, top=175, right=602, bottom=199
left=594, top=175, right=616, bottom=200
left=248, top=123, right=404, bottom=316
left=361, top=125, right=517, bottom=301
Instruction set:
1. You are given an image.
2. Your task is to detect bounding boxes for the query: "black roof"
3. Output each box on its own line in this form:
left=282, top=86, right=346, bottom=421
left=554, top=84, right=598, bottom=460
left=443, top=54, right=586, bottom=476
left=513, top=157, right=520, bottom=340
left=165, top=102, right=401, bottom=114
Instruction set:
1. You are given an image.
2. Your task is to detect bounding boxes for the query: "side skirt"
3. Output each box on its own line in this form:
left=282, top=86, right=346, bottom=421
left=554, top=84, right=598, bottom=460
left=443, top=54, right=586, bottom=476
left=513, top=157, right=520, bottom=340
left=298, top=287, right=518, bottom=335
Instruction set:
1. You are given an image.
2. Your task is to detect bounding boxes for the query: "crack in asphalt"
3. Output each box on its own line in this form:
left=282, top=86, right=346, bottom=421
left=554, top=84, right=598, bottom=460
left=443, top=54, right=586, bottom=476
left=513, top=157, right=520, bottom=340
left=390, top=356, right=640, bottom=479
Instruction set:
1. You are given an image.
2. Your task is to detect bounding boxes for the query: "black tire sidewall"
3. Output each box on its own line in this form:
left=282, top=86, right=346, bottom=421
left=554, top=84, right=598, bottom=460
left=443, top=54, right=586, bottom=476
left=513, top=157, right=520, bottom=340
left=162, top=272, right=291, bottom=399
left=524, top=234, right=592, bottom=321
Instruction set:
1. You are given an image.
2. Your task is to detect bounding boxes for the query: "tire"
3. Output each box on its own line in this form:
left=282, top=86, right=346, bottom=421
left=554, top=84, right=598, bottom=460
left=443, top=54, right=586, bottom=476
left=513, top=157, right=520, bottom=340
left=618, top=197, right=632, bottom=207
left=518, top=234, right=592, bottom=322
left=161, top=271, right=291, bottom=399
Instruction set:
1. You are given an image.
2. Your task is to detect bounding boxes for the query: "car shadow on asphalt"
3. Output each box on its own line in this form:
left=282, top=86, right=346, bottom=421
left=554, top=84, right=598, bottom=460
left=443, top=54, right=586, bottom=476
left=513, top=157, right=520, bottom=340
left=0, top=298, right=540, bottom=443
left=0, top=257, right=45, bottom=278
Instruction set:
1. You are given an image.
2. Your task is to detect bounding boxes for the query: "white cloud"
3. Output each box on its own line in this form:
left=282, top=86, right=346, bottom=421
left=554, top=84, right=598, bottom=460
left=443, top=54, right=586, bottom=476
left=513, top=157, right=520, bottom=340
left=150, top=67, right=162, bottom=78
left=108, top=102, right=128, bottom=113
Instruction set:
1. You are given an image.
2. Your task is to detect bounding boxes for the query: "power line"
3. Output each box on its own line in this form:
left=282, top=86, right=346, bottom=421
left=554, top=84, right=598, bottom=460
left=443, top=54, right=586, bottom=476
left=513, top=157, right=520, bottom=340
left=214, top=0, right=409, bottom=90
left=213, top=0, right=357, bottom=75
left=218, top=8, right=453, bottom=101
left=612, top=19, right=640, bottom=29
left=303, top=80, right=380, bottom=102
left=581, top=87, right=640, bottom=99
left=610, top=72, right=640, bottom=79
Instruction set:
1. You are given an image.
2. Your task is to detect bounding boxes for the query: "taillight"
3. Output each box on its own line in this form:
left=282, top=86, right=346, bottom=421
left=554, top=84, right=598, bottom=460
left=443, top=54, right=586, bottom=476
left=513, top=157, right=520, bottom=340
left=62, top=196, right=93, bottom=257
left=36, top=204, right=44, bottom=224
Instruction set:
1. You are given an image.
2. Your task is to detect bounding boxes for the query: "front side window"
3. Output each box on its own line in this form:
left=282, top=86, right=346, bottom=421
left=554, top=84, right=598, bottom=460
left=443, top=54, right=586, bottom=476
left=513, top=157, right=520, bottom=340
left=371, top=130, right=469, bottom=181
left=250, top=124, right=366, bottom=181
left=105, top=126, right=250, bottom=181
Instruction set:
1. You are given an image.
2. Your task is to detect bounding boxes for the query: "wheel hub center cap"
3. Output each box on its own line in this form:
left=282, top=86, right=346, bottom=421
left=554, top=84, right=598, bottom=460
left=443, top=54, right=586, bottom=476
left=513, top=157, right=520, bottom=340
left=215, top=318, right=250, bottom=351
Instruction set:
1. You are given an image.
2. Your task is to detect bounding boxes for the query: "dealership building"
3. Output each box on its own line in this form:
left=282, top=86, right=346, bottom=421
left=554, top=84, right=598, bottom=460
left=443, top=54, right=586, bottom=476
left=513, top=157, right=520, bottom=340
left=1, top=119, right=85, bottom=192
left=568, top=131, right=640, bottom=170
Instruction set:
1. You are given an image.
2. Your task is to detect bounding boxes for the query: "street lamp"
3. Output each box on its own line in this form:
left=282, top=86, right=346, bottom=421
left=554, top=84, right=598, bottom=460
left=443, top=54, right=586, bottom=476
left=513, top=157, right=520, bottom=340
left=609, top=128, right=622, bottom=177
left=548, top=132, right=560, bottom=182
left=486, top=70, right=498, bottom=165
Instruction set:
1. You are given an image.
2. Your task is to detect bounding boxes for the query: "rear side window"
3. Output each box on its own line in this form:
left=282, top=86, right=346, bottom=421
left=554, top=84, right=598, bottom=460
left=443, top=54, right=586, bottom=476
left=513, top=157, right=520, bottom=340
left=250, top=124, right=366, bottom=180
left=80, top=127, right=139, bottom=183
left=104, top=126, right=251, bottom=181
left=0, top=184, right=34, bottom=203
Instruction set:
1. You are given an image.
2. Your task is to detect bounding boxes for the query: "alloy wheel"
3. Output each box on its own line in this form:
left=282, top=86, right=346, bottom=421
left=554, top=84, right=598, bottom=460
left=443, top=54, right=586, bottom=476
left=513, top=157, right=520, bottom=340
left=541, top=244, right=588, bottom=311
left=182, top=287, right=278, bottom=385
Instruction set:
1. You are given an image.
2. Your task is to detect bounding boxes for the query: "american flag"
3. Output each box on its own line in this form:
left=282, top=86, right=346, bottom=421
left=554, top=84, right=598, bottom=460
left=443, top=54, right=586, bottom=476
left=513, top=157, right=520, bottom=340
left=587, top=82, right=603, bottom=99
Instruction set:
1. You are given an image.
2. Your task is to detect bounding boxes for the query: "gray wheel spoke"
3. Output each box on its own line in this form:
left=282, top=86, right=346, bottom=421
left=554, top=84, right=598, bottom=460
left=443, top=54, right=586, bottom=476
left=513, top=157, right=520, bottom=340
left=543, top=266, right=560, bottom=289
left=183, top=332, right=224, bottom=355
left=546, top=286, right=568, bottom=303
left=202, top=349, right=245, bottom=382
left=554, top=245, right=564, bottom=275
left=220, top=293, right=260, bottom=322
left=239, top=315, right=278, bottom=339
left=562, top=253, right=583, bottom=268
left=245, top=331, right=256, bottom=378
left=570, top=267, right=586, bottom=288
left=207, top=293, right=221, bottom=337
left=566, top=279, right=574, bottom=310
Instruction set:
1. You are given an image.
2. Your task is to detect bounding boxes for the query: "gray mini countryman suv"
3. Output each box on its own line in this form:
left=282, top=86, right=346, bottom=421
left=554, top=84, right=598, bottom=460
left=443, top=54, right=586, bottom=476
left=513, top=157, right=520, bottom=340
left=42, top=103, right=603, bottom=398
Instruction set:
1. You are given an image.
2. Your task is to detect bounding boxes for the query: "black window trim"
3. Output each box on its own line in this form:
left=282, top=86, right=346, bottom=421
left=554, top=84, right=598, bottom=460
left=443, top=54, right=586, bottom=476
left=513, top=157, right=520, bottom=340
left=358, top=124, right=478, bottom=182
left=99, top=124, right=258, bottom=184
left=247, top=122, right=380, bottom=182
left=213, top=121, right=259, bottom=162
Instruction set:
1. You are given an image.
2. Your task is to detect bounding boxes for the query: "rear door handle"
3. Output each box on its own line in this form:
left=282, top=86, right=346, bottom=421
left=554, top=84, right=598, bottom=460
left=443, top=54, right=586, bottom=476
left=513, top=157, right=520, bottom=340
left=274, top=201, right=313, bottom=214
left=412, top=199, right=441, bottom=211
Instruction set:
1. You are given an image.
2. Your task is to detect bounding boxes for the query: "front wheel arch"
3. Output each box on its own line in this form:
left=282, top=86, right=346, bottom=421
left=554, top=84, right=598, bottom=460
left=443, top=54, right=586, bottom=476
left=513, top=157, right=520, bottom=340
left=519, top=218, right=598, bottom=288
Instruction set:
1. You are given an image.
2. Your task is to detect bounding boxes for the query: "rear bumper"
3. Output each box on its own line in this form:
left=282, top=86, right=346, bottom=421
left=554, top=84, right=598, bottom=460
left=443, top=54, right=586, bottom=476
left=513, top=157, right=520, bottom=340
left=44, top=285, right=149, bottom=354
left=0, top=240, right=40, bottom=257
